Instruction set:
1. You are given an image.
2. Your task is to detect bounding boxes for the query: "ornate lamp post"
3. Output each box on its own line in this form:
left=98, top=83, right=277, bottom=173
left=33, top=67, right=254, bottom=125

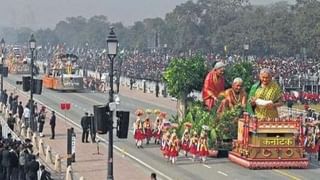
left=29, top=34, right=36, bottom=132
left=244, top=43, right=249, bottom=61
left=106, top=27, right=118, bottom=180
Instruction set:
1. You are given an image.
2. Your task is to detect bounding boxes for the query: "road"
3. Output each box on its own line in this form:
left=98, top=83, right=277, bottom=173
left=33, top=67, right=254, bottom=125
left=5, top=74, right=320, bottom=180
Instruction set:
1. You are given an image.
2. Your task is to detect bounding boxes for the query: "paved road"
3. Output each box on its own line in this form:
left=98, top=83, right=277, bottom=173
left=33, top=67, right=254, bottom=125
left=5, top=74, right=320, bottom=180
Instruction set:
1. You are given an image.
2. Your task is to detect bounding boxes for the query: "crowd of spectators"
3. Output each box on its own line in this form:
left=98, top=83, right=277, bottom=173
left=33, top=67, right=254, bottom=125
left=36, top=46, right=320, bottom=95
left=0, top=88, right=52, bottom=180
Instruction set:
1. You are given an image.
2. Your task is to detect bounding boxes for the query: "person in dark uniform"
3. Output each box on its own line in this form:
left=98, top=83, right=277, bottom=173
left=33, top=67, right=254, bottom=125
left=81, top=112, right=90, bottom=143
left=49, top=111, right=56, bottom=139
left=130, top=78, right=134, bottom=90
left=89, top=113, right=96, bottom=143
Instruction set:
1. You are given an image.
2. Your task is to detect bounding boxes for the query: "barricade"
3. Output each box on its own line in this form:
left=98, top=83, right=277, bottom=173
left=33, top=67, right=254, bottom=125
left=20, top=123, right=26, bottom=137
left=32, top=133, right=39, bottom=150
left=46, top=145, right=53, bottom=164
left=16, top=118, right=22, bottom=135
left=39, top=138, right=46, bottom=155
left=26, top=127, right=32, bottom=139
left=65, top=165, right=74, bottom=180
left=54, top=154, right=62, bottom=173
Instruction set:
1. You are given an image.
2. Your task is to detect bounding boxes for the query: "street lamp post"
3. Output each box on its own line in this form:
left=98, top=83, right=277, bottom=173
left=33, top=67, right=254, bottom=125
left=29, top=34, right=36, bottom=132
left=106, top=27, right=118, bottom=180
left=1, top=38, right=5, bottom=97
left=244, top=44, right=249, bottom=61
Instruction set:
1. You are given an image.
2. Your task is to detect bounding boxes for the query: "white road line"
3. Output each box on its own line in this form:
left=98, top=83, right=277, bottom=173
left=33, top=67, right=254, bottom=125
left=217, top=171, right=228, bottom=177
left=202, top=164, right=211, bottom=169
left=6, top=82, right=174, bottom=180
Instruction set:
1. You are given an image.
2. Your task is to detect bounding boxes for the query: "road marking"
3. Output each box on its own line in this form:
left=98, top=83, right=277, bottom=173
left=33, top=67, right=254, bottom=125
left=217, top=171, right=228, bottom=176
left=202, top=164, right=211, bottom=169
left=5, top=81, right=174, bottom=180
left=273, top=170, right=301, bottom=180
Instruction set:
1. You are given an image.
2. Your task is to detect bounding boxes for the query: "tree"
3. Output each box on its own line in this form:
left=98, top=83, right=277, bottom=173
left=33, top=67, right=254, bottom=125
left=163, top=55, right=206, bottom=119
left=225, top=61, right=254, bottom=93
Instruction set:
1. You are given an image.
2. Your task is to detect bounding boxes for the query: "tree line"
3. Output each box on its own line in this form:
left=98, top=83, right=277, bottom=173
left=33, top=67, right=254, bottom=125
left=1, top=0, right=320, bottom=57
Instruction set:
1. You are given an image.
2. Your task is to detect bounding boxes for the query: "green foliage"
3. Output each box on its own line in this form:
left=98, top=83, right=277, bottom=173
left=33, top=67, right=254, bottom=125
left=177, top=99, right=241, bottom=150
left=163, top=56, right=206, bottom=99
left=225, top=62, right=254, bottom=93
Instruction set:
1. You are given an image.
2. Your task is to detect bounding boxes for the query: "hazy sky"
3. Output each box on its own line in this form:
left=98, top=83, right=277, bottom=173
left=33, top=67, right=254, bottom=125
left=0, top=0, right=295, bottom=29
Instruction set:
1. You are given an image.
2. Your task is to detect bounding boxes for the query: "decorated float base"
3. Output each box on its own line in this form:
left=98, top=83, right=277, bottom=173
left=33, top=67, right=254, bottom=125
left=229, top=152, right=309, bottom=169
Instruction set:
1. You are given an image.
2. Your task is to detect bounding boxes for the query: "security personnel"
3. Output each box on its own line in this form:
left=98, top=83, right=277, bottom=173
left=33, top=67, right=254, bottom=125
left=81, top=112, right=90, bottom=143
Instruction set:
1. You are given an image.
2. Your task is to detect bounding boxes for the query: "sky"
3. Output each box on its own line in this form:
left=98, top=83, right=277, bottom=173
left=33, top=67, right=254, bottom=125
left=0, top=0, right=296, bottom=29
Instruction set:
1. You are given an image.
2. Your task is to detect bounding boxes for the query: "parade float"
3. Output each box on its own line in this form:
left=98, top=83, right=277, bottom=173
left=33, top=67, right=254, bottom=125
left=6, top=47, right=30, bottom=74
left=42, top=53, right=84, bottom=91
left=228, top=112, right=309, bottom=169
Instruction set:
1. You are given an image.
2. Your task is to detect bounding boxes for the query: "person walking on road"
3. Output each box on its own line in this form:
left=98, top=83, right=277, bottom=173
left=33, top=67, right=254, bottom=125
left=49, top=111, right=56, bottom=139
left=81, top=112, right=90, bottom=143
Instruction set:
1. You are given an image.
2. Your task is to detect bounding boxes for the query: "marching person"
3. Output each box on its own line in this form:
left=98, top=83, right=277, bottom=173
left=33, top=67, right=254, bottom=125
left=198, top=131, right=209, bottom=163
left=168, top=130, right=180, bottom=164
left=181, top=123, right=192, bottom=157
left=134, top=109, right=145, bottom=148
left=153, top=109, right=162, bottom=144
left=160, top=130, right=171, bottom=160
left=81, top=112, right=90, bottom=143
left=49, top=111, right=56, bottom=139
left=144, top=110, right=153, bottom=145
left=189, top=131, right=199, bottom=162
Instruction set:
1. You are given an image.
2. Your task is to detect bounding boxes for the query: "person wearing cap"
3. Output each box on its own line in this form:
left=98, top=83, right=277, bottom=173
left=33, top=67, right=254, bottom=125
left=218, top=77, right=247, bottom=114
left=202, top=62, right=226, bottom=110
left=81, top=112, right=90, bottom=143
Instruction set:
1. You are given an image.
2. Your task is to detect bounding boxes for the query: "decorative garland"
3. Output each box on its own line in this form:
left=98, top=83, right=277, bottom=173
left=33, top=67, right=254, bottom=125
left=285, top=148, right=294, bottom=157
left=262, top=149, right=272, bottom=157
